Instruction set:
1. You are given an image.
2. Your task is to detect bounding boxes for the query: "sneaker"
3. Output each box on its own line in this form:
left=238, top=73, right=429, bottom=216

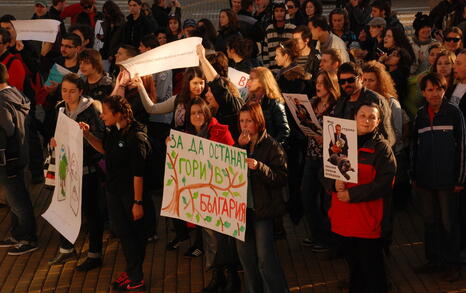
left=0, top=237, right=18, bottom=248
left=76, top=257, right=102, bottom=271
left=48, top=250, right=77, bottom=265
left=166, top=237, right=188, bottom=251
left=112, top=272, right=128, bottom=289
left=184, top=246, right=203, bottom=257
left=114, top=279, right=146, bottom=291
left=311, top=243, right=330, bottom=253
left=147, top=234, right=159, bottom=243
left=8, top=242, right=38, bottom=256
left=301, top=238, right=315, bottom=247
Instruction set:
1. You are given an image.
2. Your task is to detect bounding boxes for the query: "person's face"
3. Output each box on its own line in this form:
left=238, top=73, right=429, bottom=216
left=61, top=80, right=82, bottom=106
left=71, top=29, right=89, bottom=48
left=205, top=87, right=219, bottom=110
left=418, top=26, right=431, bottom=41
left=335, top=125, right=341, bottom=134
left=128, top=0, right=141, bottom=16
left=358, top=28, right=367, bottom=42
left=383, top=30, right=395, bottom=49
left=369, top=25, right=383, bottom=38
left=309, top=23, right=319, bottom=40
left=100, top=103, right=120, bottom=126
left=454, top=53, right=466, bottom=82
left=0, top=35, right=6, bottom=54
left=139, top=42, right=150, bottom=53
left=275, top=49, right=288, bottom=67
left=231, top=0, right=241, bottom=13
left=141, top=4, right=151, bottom=16
left=386, top=50, right=400, bottom=66
left=255, top=0, right=267, bottom=9
left=239, top=111, right=259, bottom=136
left=331, top=14, right=345, bottom=31
left=81, top=0, right=95, bottom=12
left=246, top=72, right=262, bottom=93
left=60, top=39, right=79, bottom=58
left=79, top=60, right=97, bottom=76
left=184, top=26, right=195, bottom=37
left=190, top=104, right=206, bottom=130
left=115, top=47, right=130, bottom=63
left=362, top=72, right=378, bottom=92
left=422, top=80, right=445, bottom=108
left=355, top=105, right=380, bottom=135
left=292, top=32, right=307, bottom=51
left=0, top=22, right=16, bottom=42
left=286, top=1, right=297, bottom=17
left=315, top=74, right=329, bottom=98
left=34, top=3, right=48, bottom=16
left=339, top=72, right=360, bottom=96
left=371, top=7, right=384, bottom=18
left=189, top=77, right=205, bottom=97
left=319, top=53, right=338, bottom=72
left=219, top=11, right=229, bottom=27
left=436, top=55, right=453, bottom=78
left=169, top=18, right=179, bottom=33
left=428, top=47, right=441, bottom=65
left=444, top=32, right=462, bottom=52
left=274, top=7, right=286, bottom=22
left=305, top=1, right=315, bottom=17
left=157, top=32, right=167, bottom=45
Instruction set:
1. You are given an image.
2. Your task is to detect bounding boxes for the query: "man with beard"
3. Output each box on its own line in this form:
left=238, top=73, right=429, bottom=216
left=333, top=62, right=395, bottom=146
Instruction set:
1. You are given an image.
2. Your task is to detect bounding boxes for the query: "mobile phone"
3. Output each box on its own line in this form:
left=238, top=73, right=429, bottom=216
left=376, top=47, right=385, bottom=55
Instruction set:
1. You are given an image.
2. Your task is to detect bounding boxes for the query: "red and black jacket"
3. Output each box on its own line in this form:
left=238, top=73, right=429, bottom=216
left=325, top=132, right=396, bottom=239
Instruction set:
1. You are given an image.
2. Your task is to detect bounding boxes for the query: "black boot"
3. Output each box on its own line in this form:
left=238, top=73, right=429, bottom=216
left=202, top=268, right=226, bottom=293
left=222, top=268, right=241, bottom=293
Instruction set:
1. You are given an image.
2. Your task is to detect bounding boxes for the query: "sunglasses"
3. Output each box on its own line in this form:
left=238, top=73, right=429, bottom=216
left=287, top=5, right=295, bottom=8
left=338, top=77, right=356, bottom=85
left=445, top=37, right=461, bottom=43
left=35, top=4, right=45, bottom=8
left=83, top=4, right=93, bottom=9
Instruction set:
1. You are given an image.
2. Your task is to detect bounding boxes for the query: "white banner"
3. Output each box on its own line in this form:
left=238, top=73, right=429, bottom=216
left=228, top=67, right=249, bottom=89
left=323, top=116, right=358, bottom=183
left=161, top=130, right=248, bottom=241
left=120, top=37, right=202, bottom=77
left=283, top=93, right=321, bottom=137
left=42, top=111, right=83, bottom=244
left=12, top=19, right=60, bottom=43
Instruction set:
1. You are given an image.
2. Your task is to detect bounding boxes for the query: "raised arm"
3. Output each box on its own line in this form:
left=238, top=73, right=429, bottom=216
left=134, top=75, right=176, bottom=114
left=197, top=44, right=218, bottom=82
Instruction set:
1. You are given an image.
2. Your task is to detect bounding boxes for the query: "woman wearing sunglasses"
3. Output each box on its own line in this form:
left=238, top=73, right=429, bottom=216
left=443, top=27, right=464, bottom=55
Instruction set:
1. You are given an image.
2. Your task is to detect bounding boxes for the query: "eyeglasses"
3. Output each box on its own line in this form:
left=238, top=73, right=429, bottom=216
left=445, top=37, right=461, bottom=43
left=338, top=77, right=357, bottom=85
left=61, top=44, right=76, bottom=49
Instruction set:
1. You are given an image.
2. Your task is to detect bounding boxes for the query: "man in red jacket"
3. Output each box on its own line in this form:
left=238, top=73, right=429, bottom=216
left=0, top=28, right=25, bottom=92
left=60, top=0, right=98, bottom=28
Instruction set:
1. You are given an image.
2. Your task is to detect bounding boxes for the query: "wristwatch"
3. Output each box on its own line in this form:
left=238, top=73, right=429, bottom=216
left=134, top=200, right=143, bottom=205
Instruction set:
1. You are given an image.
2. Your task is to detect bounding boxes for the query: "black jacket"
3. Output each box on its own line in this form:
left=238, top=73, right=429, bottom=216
left=446, top=84, right=466, bottom=118
left=239, top=131, right=287, bottom=219
left=215, top=27, right=241, bottom=54
left=257, top=96, right=290, bottom=145
left=122, top=14, right=156, bottom=47
left=0, top=87, right=30, bottom=174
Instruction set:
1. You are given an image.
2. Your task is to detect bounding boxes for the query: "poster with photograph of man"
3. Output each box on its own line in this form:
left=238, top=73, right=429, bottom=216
left=283, top=93, right=321, bottom=137
left=323, top=116, right=358, bottom=183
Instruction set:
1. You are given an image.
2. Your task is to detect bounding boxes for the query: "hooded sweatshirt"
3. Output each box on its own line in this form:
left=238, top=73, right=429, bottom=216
left=0, top=86, right=30, bottom=171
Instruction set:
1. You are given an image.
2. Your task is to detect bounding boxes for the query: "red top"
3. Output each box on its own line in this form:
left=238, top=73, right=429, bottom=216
left=1, top=54, right=25, bottom=91
left=60, top=3, right=97, bottom=27
left=208, top=117, right=235, bottom=146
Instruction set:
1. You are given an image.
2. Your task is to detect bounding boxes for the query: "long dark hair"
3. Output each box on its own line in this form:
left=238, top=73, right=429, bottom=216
left=186, top=98, right=213, bottom=135
left=103, top=0, right=125, bottom=26
left=219, top=9, right=239, bottom=31
left=385, top=27, right=415, bottom=64
left=175, top=67, right=207, bottom=106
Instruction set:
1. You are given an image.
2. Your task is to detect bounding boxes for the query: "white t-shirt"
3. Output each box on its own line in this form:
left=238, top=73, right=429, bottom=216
left=450, top=83, right=466, bottom=106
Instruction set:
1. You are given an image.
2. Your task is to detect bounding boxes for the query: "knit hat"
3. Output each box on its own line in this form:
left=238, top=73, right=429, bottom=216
left=34, top=0, right=47, bottom=7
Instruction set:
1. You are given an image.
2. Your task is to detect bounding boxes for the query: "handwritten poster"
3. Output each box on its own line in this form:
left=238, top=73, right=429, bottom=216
left=323, top=116, right=358, bottom=183
left=161, top=130, right=248, bottom=241
left=228, top=67, right=249, bottom=89
left=12, top=19, right=60, bottom=43
left=42, top=111, right=82, bottom=244
left=283, top=93, right=321, bottom=137
left=120, top=37, right=202, bottom=77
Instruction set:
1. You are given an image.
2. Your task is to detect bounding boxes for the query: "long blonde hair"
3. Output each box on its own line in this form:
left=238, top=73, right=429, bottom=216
left=249, top=67, right=284, bottom=103
left=362, top=60, right=398, bottom=99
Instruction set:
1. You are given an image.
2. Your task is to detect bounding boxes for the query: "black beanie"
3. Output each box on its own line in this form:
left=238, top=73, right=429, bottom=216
left=413, top=12, right=432, bottom=35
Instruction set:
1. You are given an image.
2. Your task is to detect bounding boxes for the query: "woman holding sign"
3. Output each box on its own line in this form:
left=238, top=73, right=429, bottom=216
left=79, top=95, right=152, bottom=291
left=236, top=103, right=289, bottom=293
left=324, top=102, right=396, bottom=293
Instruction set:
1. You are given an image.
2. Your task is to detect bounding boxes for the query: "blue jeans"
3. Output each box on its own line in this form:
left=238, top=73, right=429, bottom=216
left=236, top=212, right=289, bottom=293
left=301, top=157, right=331, bottom=245
left=1, top=169, right=37, bottom=242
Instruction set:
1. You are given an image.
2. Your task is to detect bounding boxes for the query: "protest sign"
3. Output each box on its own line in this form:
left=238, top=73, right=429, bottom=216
left=42, top=111, right=82, bottom=244
left=119, top=37, right=202, bottom=77
left=44, top=63, right=73, bottom=86
left=323, top=116, right=358, bottom=183
left=161, top=130, right=248, bottom=241
left=12, top=19, right=60, bottom=43
left=228, top=67, right=249, bottom=89
left=283, top=93, right=321, bottom=137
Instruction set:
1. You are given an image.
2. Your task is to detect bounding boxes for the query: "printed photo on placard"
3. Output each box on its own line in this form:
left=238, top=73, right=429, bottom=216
left=323, top=116, right=358, bottom=183
left=283, top=93, right=321, bottom=137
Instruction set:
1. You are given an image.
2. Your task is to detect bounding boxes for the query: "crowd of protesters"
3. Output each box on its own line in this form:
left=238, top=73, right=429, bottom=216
left=1, top=0, right=466, bottom=291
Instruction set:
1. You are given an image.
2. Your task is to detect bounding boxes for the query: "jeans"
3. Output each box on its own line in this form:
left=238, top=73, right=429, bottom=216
left=1, top=168, right=37, bottom=242
left=203, top=227, right=236, bottom=270
left=301, top=157, right=331, bottom=245
left=236, top=212, right=289, bottom=293
left=416, top=186, right=460, bottom=264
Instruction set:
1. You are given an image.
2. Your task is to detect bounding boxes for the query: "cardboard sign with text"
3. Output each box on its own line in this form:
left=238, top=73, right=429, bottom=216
left=161, top=130, right=248, bottom=241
